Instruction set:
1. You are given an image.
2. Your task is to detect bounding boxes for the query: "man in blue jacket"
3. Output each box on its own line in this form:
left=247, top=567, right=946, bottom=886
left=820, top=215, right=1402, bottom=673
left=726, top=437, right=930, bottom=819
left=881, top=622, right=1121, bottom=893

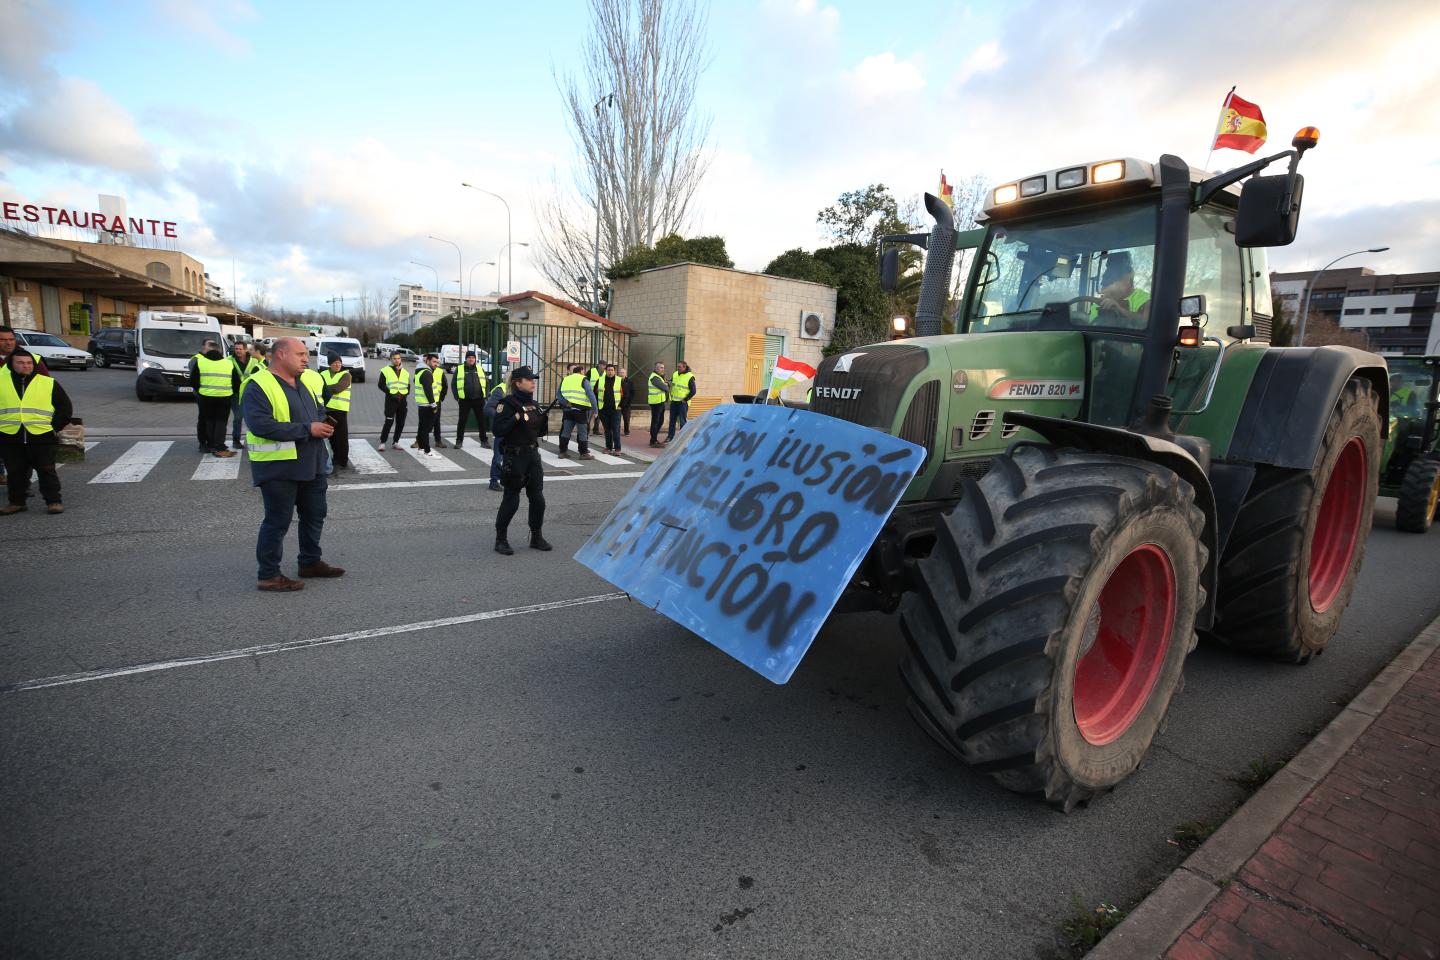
left=241, top=337, right=344, bottom=592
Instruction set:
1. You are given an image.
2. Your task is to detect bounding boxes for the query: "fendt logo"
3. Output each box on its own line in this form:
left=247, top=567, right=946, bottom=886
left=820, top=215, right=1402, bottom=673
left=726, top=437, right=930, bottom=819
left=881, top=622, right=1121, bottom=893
left=814, top=386, right=863, bottom=400
left=987, top=379, right=1085, bottom=400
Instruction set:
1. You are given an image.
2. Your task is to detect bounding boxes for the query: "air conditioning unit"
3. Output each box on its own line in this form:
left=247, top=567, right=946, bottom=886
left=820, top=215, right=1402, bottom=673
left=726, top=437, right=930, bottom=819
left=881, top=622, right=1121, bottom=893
left=799, top=310, right=824, bottom=340
left=14, top=281, right=30, bottom=293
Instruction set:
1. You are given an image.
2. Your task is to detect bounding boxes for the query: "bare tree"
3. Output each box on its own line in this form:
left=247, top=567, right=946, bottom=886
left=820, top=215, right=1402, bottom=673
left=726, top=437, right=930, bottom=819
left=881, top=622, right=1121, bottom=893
left=535, top=0, right=712, bottom=303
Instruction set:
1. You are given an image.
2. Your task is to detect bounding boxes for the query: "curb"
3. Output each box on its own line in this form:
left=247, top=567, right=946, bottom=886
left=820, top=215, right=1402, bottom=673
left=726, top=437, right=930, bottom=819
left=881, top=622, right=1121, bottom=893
left=1089, top=610, right=1440, bottom=960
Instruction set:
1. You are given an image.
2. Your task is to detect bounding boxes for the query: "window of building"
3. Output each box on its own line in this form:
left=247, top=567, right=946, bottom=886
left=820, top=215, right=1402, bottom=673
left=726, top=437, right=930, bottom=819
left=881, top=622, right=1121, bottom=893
left=1343, top=308, right=1364, bottom=316
left=1369, top=307, right=1388, bottom=314
left=146, top=261, right=172, bottom=283
left=1395, top=306, right=1413, bottom=314
left=1346, top=289, right=1366, bottom=297
left=1376, top=288, right=1390, bottom=295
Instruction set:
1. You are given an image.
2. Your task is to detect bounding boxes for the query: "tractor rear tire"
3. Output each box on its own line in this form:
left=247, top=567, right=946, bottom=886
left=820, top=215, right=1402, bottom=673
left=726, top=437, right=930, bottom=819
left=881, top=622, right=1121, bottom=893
left=898, top=445, right=1206, bottom=811
left=1396, top=458, right=1440, bottom=533
left=1212, top=378, right=1381, bottom=662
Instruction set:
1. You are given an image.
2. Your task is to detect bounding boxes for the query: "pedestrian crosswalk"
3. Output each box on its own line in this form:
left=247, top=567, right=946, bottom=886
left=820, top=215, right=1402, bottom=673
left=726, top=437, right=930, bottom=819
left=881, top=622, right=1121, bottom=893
left=74, top=437, right=653, bottom=487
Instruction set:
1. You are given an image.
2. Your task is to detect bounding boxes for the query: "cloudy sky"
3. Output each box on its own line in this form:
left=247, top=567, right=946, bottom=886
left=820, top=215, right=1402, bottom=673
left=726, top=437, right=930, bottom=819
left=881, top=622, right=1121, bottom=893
left=3, top=0, right=1438, bottom=313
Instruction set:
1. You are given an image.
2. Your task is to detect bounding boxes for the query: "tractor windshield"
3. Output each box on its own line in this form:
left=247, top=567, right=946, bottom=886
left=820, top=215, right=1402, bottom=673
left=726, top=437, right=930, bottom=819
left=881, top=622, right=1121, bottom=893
left=1387, top=359, right=1433, bottom=419
left=965, top=202, right=1158, bottom=334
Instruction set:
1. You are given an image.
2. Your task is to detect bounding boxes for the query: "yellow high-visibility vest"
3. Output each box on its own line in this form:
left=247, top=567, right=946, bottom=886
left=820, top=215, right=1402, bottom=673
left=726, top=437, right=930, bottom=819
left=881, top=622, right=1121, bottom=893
left=647, top=372, right=668, bottom=405
left=244, top=369, right=298, bottom=462
left=195, top=354, right=234, bottom=398
left=381, top=365, right=411, bottom=396
left=321, top=368, right=351, bottom=412
left=299, top=368, right=326, bottom=407
left=454, top=364, right=488, bottom=399
left=670, top=371, right=695, bottom=401
left=416, top=367, right=443, bottom=407
left=0, top=366, right=56, bottom=436
left=560, top=372, right=593, bottom=408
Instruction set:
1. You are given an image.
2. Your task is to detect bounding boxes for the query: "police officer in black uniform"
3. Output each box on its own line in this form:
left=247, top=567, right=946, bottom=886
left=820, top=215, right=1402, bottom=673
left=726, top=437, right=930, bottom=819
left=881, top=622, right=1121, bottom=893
left=491, top=366, right=552, bottom=555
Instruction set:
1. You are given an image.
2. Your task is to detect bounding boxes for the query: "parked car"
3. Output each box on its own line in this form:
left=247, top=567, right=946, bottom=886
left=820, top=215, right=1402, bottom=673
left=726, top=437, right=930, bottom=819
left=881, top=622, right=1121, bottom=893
left=16, top=330, right=93, bottom=371
left=87, top=327, right=138, bottom=367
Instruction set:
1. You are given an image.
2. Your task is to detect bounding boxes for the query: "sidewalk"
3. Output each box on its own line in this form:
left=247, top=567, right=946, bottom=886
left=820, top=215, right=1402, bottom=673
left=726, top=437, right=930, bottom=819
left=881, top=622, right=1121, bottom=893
left=1094, top=614, right=1440, bottom=960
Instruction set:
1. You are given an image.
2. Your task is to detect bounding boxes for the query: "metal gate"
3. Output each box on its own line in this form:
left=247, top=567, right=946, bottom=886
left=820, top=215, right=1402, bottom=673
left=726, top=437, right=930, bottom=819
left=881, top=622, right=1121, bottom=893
left=476, top=316, right=683, bottom=405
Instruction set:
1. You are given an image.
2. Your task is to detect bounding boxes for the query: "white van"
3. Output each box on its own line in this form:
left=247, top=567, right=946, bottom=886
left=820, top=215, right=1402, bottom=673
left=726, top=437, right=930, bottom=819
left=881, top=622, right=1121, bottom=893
left=313, top=335, right=367, bottom=383
left=134, top=311, right=225, bottom=402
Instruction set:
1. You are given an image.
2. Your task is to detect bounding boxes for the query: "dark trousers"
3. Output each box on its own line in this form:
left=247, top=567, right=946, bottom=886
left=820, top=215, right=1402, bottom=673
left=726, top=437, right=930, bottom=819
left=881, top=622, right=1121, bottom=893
left=3, top=443, right=60, bottom=506
left=380, top=396, right=407, bottom=444
left=256, top=477, right=327, bottom=579
left=558, top=410, right=590, bottom=454
left=455, top=398, right=488, bottom=444
left=433, top=402, right=445, bottom=442
left=599, top=408, right=621, bottom=451
left=197, top=396, right=230, bottom=451
left=621, top=405, right=631, bottom=434
left=490, top=448, right=503, bottom=483
left=649, top=403, right=666, bottom=443
left=416, top=407, right=435, bottom=452
left=328, top=410, right=349, bottom=468
left=667, top=400, right=689, bottom=440
left=230, top=396, right=245, bottom=445
left=496, top=446, right=545, bottom=537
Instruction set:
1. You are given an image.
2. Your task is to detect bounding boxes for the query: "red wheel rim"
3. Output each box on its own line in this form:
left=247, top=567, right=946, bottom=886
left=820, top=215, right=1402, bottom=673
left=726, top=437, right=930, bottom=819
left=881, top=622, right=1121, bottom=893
left=1308, top=437, right=1367, bottom=613
left=1073, top=543, right=1177, bottom=746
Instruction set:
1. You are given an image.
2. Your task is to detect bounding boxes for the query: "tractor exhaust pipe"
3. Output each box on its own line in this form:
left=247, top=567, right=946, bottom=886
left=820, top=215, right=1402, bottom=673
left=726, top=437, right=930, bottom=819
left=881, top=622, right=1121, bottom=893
left=913, top=193, right=956, bottom=337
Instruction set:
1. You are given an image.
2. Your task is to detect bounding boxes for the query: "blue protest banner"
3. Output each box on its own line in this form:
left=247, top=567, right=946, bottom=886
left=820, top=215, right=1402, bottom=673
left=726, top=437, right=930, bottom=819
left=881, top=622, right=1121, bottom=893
left=575, top=404, right=926, bottom=684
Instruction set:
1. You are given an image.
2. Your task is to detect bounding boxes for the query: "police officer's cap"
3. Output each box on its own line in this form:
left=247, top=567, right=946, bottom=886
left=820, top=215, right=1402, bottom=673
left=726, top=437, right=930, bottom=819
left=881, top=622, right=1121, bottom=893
left=511, top=365, right=537, bottom=380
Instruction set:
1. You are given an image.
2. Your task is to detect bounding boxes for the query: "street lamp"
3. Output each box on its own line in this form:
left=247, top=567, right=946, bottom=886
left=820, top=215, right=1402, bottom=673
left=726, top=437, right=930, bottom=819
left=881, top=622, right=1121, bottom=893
left=460, top=183, right=513, bottom=293
left=468, top=260, right=496, bottom=301
left=429, top=236, right=464, bottom=335
left=1298, top=247, right=1390, bottom=347
left=497, top=241, right=529, bottom=297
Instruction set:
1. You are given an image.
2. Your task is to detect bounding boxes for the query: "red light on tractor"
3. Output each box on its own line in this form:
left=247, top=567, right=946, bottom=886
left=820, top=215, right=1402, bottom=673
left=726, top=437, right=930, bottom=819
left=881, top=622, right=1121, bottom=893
left=1292, top=126, right=1320, bottom=151
left=1178, top=325, right=1202, bottom=347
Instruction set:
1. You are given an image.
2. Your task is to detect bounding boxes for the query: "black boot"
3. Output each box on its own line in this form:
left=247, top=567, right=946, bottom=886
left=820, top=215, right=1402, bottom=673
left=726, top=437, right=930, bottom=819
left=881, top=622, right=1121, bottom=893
left=557, top=439, right=569, bottom=458
left=495, top=537, right=514, bottom=556
left=530, top=530, right=553, bottom=551
left=480, top=437, right=491, bottom=449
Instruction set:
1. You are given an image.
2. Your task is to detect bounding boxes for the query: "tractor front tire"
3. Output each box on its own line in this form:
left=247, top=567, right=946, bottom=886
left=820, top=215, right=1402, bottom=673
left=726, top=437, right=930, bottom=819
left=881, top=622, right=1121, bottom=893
left=898, top=445, right=1206, bottom=811
left=1213, top=378, right=1381, bottom=662
left=1396, top=458, right=1440, bottom=533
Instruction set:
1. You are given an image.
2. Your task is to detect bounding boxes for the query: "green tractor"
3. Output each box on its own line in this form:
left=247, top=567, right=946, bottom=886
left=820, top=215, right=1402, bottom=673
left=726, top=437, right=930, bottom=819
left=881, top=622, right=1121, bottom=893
left=1378, top=355, right=1440, bottom=532
left=803, top=131, right=1389, bottom=808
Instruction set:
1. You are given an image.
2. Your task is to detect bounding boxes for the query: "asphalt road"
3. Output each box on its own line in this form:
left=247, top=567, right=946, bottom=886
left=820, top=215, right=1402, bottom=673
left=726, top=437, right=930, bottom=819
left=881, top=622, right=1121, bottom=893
left=2, top=375, right=1438, bottom=959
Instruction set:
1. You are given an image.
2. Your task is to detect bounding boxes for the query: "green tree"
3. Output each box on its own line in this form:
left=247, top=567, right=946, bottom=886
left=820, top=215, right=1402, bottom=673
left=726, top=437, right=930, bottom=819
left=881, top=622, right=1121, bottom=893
left=763, top=249, right=837, bottom=286
left=607, top=233, right=733, bottom=278
left=1269, top=287, right=1296, bottom=345
left=767, top=243, right=889, bottom=356
left=817, top=183, right=910, bottom=247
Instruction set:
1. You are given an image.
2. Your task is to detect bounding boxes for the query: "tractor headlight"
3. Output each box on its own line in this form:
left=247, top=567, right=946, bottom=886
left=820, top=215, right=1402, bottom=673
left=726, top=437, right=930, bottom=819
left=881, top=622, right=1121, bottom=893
left=993, top=183, right=1019, bottom=205
left=1019, top=176, right=1047, bottom=198
left=1056, top=167, right=1086, bottom=189
left=1091, top=160, right=1125, bottom=184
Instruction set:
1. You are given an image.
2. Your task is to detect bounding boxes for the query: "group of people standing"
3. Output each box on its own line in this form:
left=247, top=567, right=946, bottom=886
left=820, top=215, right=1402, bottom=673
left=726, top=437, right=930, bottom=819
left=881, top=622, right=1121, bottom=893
left=376, top=349, right=492, bottom=457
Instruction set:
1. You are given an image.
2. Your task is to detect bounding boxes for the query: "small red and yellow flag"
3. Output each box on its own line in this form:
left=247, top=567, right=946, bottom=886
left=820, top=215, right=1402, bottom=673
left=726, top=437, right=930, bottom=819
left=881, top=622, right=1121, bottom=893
left=938, top=171, right=955, bottom=209
left=1212, top=91, right=1268, bottom=154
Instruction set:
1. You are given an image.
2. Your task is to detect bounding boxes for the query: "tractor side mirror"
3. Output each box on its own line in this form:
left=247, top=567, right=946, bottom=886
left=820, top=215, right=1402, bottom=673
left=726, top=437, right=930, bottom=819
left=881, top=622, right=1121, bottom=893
left=879, top=248, right=900, bottom=293
left=1236, top=173, right=1305, bottom=247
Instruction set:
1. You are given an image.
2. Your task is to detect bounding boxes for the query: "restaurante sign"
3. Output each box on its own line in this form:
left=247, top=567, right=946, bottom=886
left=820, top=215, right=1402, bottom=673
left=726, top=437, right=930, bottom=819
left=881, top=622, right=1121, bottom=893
left=2, top=199, right=177, bottom=238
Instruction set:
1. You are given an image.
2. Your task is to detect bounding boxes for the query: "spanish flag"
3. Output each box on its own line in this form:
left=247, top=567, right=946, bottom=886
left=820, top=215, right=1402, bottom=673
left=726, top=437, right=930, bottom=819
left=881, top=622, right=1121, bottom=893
left=938, top=171, right=955, bottom=209
left=1212, top=89, right=1268, bottom=154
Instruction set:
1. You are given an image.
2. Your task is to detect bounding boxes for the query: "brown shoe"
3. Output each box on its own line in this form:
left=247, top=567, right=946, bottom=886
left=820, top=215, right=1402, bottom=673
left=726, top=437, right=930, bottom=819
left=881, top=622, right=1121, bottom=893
left=258, top=574, right=304, bottom=592
left=47, top=503, right=64, bottom=514
left=213, top=450, right=236, bottom=458
left=579, top=453, right=596, bottom=460
left=1, top=504, right=26, bottom=515
left=298, top=560, right=346, bottom=578
left=409, top=440, right=420, bottom=448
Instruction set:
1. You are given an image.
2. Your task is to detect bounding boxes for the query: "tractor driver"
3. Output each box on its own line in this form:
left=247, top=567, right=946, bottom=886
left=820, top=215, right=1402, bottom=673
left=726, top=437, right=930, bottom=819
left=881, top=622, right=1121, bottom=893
left=1088, top=252, right=1151, bottom=328
left=1390, top=371, right=1423, bottom=417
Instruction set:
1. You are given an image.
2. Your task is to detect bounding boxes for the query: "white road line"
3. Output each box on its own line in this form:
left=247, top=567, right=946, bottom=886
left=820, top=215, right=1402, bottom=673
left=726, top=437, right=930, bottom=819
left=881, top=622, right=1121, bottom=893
left=535, top=445, right=571, bottom=469
left=90, top=440, right=173, bottom=483
left=401, top=445, right=464, bottom=471
left=348, top=439, right=398, bottom=475
left=541, top=437, right=629, bottom=466
left=449, top=443, right=498, bottom=469
left=1, top=593, right=629, bottom=694
left=192, top=451, right=244, bottom=480
left=328, top=472, right=642, bottom=491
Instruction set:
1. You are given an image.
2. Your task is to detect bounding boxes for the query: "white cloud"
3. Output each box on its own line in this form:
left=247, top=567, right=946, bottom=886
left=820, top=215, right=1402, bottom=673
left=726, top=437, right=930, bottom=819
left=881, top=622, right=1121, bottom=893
left=2, top=76, right=163, bottom=179
left=151, top=0, right=255, bottom=57
left=951, top=40, right=1004, bottom=87
left=847, top=52, right=925, bottom=102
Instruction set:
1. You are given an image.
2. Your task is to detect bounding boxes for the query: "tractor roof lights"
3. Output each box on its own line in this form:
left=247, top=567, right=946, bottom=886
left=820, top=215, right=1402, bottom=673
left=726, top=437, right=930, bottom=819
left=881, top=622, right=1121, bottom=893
left=1092, top=160, right=1125, bottom=184
left=993, top=184, right=1019, bottom=205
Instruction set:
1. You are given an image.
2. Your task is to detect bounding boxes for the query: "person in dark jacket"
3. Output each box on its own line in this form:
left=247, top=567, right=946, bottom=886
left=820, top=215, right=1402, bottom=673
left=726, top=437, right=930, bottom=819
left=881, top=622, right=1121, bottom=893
left=412, top=354, right=444, bottom=458
left=319, top=352, right=352, bottom=472
left=619, top=366, right=634, bottom=436
left=188, top=339, right=240, bottom=457
left=491, top=366, right=552, bottom=555
left=597, top=362, right=623, bottom=452
left=452, top=351, right=491, bottom=449
left=0, top=326, right=52, bottom=376
left=241, top=337, right=342, bottom=591
left=0, top=348, right=72, bottom=515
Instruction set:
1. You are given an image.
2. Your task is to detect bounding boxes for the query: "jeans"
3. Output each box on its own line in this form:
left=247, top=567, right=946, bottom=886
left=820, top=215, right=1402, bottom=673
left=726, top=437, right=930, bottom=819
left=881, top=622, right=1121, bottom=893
left=649, top=403, right=666, bottom=443
left=667, top=400, right=689, bottom=440
left=256, top=477, right=327, bottom=579
left=558, top=411, right=590, bottom=454
left=230, top=397, right=245, bottom=445
left=599, top=408, right=621, bottom=451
